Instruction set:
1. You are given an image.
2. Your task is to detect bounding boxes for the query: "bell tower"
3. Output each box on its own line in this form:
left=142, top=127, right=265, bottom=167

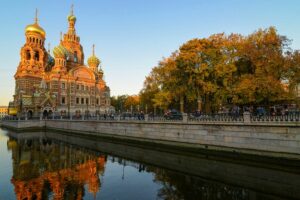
left=14, top=9, right=48, bottom=102
left=17, top=9, right=48, bottom=77
left=61, top=4, right=84, bottom=69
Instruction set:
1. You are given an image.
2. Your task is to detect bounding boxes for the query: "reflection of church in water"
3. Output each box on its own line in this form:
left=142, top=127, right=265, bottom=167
left=12, top=6, right=114, bottom=118
left=7, top=136, right=106, bottom=200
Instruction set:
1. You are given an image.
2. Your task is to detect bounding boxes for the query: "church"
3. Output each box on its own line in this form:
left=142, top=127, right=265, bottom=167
left=12, top=7, right=113, bottom=118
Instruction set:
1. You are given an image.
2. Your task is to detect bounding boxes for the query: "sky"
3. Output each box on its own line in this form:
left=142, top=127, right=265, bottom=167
left=0, top=0, right=300, bottom=106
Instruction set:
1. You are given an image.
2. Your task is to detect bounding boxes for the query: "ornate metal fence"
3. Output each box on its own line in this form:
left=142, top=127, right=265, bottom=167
left=251, top=113, right=300, bottom=122
left=3, top=112, right=300, bottom=125
left=188, top=114, right=244, bottom=123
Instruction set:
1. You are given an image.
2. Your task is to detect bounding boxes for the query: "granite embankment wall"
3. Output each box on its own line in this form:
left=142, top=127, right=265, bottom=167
left=2, top=120, right=300, bottom=159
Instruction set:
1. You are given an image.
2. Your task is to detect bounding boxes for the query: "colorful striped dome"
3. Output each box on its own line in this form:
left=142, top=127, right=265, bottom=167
left=53, top=45, right=68, bottom=58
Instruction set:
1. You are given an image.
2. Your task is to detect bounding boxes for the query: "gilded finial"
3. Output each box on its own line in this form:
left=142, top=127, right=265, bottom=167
left=48, top=43, right=50, bottom=53
left=87, top=44, right=100, bottom=69
left=34, top=8, right=38, bottom=24
left=67, top=4, right=76, bottom=23
left=60, top=32, right=62, bottom=41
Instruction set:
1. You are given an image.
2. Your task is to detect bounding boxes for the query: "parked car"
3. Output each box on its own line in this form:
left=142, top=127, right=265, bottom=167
left=164, top=109, right=183, bottom=120
left=189, top=111, right=202, bottom=119
left=256, top=107, right=266, bottom=117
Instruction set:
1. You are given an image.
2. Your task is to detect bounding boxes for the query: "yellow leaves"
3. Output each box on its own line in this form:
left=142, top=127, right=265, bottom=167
left=141, top=26, right=295, bottom=111
left=153, top=91, right=172, bottom=109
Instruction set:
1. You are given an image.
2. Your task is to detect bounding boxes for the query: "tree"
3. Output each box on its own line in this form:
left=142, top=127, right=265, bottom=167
left=140, top=27, right=298, bottom=114
left=232, top=27, right=290, bottom=105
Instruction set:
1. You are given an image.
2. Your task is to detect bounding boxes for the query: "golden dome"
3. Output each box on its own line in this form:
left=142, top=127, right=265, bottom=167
left=88, top=44, right=100, bottom=67
left=68, top=5, right=76, bottom=22
left=25, top=23, right=46, bottom=37
left=53, top=44, right=68, bottom=58
left=88, top=56, right=100, bottom=67
left=25, top=9, right=46, bottom=37
left=68, top=14, right=76, bottom=22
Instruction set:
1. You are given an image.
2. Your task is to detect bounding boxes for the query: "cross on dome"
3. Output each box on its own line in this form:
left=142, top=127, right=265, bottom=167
left=34, top=8, right=38, bottom=24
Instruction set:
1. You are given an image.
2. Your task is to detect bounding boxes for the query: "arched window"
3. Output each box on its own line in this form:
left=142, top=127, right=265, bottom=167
left=74, top=51, right=78, bottom=63
left=34, top=51, right=39, bottom=61
left=26, top=50, right=31, bottom=60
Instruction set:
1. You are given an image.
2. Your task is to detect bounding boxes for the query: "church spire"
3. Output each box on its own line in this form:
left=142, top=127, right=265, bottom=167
left=67, top=4, right=77, bottom=35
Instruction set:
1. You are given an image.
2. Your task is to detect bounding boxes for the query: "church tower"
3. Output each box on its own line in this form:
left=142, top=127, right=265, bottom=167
left=61, top=5, right=84, bottom=69
left=14, top=9, right=48, bottom=102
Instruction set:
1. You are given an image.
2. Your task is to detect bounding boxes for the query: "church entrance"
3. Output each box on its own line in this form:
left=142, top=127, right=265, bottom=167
left=48, top=110, right=53, bottom=118
left=43, top=110, right=48, bottom=118
left=42, top=106, right=54, bottom=119
left=27, top=110, right=33, bottom=119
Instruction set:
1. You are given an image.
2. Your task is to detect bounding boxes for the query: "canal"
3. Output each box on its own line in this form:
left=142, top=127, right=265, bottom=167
left=0, top=128, right=299, bottom=200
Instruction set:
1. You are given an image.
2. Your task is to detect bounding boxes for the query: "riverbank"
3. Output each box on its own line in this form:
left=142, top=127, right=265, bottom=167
left=2, top=119, right=300, bottom=160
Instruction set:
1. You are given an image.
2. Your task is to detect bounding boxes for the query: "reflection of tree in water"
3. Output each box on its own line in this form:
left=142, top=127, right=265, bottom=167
left=151, top=168, right=250, bottom=200
left=7, top=137, right=106, bottom=200
left=107, top=156, right=252, bottom=200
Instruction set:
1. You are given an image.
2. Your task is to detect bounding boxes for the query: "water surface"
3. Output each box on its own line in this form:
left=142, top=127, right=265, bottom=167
left=0, top=128, right=299, bottom=200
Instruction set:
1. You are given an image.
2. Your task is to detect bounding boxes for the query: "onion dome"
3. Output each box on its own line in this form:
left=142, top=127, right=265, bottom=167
left=44, top=44, right=55, bottom=71
left=53, top=44, right=68, bottom=58
left=67, top=4, right=76, bottom=22
left=25, top=24, right=46, bottom=37
left=68, top=14, right=76, bottom=22
left=98, top=68, right=104, bottom=79
left=48, top=54, right=55, bottom=66
left=88, top=44, right=101, bottom=68
left=87, top=56, right=100, bottom=67
left=25, top=9, right=46, bottom=37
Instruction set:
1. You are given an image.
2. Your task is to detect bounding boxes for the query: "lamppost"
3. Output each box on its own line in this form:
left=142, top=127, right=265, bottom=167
left=18, top=90, right=25, bottom=120
left=86, top=97, right=89, bottom=119
left=197, top=96, right=202, bottom=112
left=67, top=75, right=71, bottom=118
left=180, top=96, right=184, bottom=113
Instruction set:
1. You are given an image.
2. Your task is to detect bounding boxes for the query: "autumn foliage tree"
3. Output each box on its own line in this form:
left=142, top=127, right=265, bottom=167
left=140, top=27, right=298, bottom=113
left=111, top=95, right=140, bottom=113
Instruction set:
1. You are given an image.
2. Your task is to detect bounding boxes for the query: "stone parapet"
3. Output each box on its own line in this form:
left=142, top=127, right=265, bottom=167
left=2, top=119, right=300, bottom=159
left=45, top=120, right=300, bottom=159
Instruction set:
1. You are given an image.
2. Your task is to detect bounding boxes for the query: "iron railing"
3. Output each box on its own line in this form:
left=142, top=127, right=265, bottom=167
left=3, top=113, right=300, bottom=124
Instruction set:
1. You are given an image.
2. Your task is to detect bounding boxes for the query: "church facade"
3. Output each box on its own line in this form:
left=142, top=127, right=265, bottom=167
left=12, top=8, right=113, bottom=118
